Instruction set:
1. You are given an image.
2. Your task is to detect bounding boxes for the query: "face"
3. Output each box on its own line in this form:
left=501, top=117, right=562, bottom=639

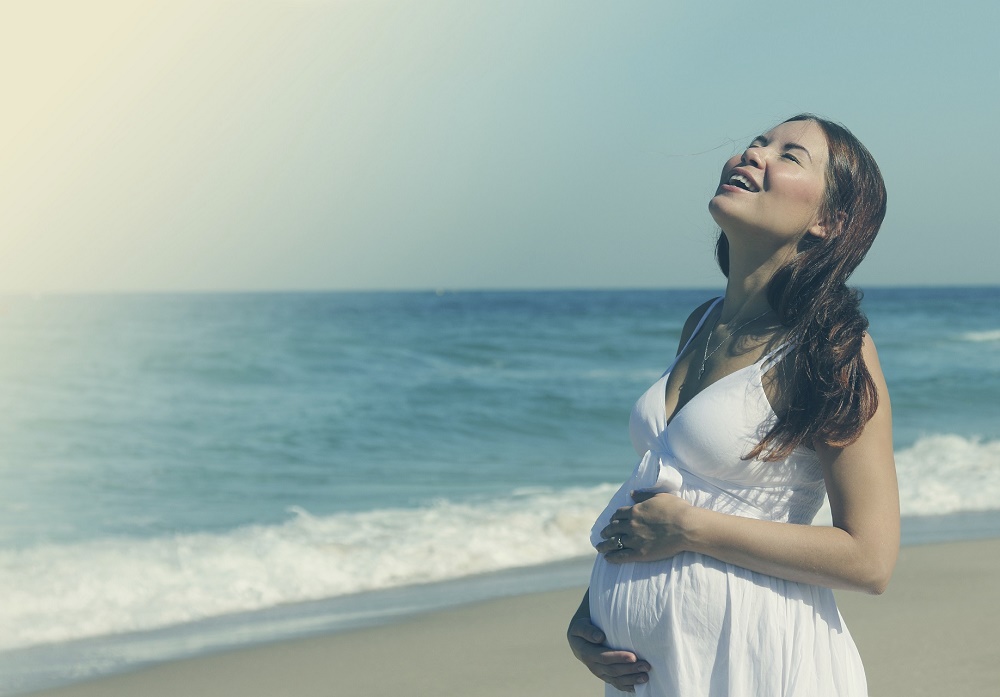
left=708, top=119, right=831, bottom=246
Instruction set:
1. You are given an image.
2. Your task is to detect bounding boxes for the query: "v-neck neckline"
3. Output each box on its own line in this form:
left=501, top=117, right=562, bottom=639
left=658, top=296, right=787, bottom=430
left=662, top=361, right=762, bottom=429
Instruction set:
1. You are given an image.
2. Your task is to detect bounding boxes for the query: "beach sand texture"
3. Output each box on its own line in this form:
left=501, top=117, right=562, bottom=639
left=26, top=538, right=1000, bottom=697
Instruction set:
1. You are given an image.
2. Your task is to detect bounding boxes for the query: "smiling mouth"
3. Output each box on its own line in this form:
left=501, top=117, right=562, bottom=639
left=726, top=173, right=759, bottom=192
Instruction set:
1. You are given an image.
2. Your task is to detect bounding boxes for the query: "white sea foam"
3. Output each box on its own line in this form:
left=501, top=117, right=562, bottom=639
left=895, top=434, right=1000, bottom=516
left=811, top=434, right=1000, bottom=526
left=2, top=433, right=999, bottom=653
left=958, top=329, right=1000, bottom=342
left=0, top=484, right=616, bottom=652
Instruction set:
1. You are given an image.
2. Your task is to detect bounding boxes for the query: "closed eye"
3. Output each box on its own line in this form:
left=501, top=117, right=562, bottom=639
left=782, top=153, right=800, bottom=164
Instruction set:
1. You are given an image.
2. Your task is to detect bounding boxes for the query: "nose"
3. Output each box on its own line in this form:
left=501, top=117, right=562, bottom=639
left=740, top=145, right=764, bottom=168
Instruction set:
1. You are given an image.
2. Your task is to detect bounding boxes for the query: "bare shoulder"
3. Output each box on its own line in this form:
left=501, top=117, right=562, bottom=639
left=675, top=298, right=719, bottom=356
left=860, top=333, right=887, bottom=384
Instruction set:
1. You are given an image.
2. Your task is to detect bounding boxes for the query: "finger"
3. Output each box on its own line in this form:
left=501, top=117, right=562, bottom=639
left=598, top=666, right=650, bottom=693
left=612, top=506, right=633, bottom=520
left=591, top=649, right=642, bottom=666
left=568, top=618, right=605, bottom=643
left=598, top=657, right=651, bottom=673
left=595, top=539, right=618, bottom=554
left=596, top=531, right=626, bottom=549
left=568, top=620, right=605, bottom=644
left=630, top=489, right=656, bottom=503
left=603, top=548, right=640, bottom=564
left=607, top=667, right=651, bottom=682
left=610, top=671, right=650, bottom=690
left=600, top=522, right=628, bottom=540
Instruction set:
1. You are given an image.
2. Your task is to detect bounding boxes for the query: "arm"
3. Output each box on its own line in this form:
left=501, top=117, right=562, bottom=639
left=598, top=334, right=900, bottom=595
left=566, top=590, right=651, bottom=692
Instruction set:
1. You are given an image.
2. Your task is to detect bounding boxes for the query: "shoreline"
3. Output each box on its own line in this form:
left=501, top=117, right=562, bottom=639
left=0, top=557, right=597, bottom=696
left=19, top=537, right=1000, bottom=697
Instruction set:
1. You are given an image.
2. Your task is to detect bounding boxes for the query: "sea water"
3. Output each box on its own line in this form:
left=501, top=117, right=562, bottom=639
left=0, top=287, right=998, bottom=693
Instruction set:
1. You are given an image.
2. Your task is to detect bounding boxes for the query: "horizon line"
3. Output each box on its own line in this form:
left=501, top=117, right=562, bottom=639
left=1, top=282, right=996, bottom=298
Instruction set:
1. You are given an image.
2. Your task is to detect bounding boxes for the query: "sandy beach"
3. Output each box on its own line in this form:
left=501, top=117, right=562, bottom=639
left=25, top=537, right=1000, bottom=697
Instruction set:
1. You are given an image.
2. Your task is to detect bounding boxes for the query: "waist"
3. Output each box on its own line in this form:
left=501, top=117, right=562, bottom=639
left=644, top=451, right=826, bottom=523
left=676, top=475, right=826, bottom=524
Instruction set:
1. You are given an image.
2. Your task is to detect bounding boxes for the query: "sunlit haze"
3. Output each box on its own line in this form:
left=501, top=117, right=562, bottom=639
left=2, top=0, right=997, bottom=293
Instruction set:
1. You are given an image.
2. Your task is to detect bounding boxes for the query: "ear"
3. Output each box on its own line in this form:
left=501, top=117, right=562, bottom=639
left=806, top=210, right=847, bottom=240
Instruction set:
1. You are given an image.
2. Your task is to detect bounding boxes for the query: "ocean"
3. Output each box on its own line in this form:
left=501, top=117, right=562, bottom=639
left=1, top=287, right=998, bottom=693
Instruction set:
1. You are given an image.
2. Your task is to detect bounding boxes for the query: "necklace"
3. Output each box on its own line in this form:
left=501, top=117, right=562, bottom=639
left=697, top=308, right=771, bottom=382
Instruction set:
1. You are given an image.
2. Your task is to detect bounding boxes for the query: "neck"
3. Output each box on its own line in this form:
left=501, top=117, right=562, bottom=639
left=719, top=233, right=797, bottom=324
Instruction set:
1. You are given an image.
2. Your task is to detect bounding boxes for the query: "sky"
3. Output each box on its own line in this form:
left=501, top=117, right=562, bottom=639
left=1, top=0, right=998, bottom=293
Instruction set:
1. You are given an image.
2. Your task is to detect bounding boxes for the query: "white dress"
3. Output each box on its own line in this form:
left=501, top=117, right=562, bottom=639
left=588, top=299, right=868, bottom=696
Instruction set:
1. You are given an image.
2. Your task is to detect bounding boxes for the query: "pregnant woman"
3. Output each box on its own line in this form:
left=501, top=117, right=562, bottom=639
left=567, top=114, right=898, bottom=696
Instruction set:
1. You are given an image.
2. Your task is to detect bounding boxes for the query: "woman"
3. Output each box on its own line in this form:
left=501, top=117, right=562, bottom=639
left=567, top=114, right=898, bottom=696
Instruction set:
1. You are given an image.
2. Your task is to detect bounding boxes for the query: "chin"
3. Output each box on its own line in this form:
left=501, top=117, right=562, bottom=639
left=708, top=194, right=736, bottom=227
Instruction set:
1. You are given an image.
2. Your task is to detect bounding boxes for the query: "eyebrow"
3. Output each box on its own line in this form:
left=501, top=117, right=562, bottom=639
left=749, top=135, right=814, bottom=163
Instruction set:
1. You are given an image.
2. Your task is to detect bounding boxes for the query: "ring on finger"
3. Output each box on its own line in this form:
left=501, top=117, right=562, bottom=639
left=615, top=535, right=625, bottom=550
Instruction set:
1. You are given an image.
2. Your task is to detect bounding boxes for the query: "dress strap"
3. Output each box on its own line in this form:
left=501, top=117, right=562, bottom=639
left=760, top=342, right=795, bottom=372
left=661, top=297, right=723, bottom=376
left=679, top=297, right=723, bottom=356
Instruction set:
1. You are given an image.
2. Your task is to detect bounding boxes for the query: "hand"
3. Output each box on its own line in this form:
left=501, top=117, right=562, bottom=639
left=596, top=490, right=694, bottom=563
left=567, top=616, right=650, bottom=693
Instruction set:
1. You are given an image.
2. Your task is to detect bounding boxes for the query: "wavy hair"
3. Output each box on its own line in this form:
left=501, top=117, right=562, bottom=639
left=715, top=114, right=888, bottom=459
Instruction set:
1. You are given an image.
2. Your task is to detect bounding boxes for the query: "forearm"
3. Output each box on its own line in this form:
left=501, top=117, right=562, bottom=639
left=684, top=507, right=895, bottom=594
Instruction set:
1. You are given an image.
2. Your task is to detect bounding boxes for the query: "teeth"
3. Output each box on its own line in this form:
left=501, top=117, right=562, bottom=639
left=728, top=173, right=757, bottom=192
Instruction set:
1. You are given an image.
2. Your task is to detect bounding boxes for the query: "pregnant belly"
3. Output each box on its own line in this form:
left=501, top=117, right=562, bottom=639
left=588, top=551, right=732, bottom=656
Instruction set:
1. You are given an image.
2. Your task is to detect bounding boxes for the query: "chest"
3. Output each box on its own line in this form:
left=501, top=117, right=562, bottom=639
left=628, top=367, right=821, bottom=488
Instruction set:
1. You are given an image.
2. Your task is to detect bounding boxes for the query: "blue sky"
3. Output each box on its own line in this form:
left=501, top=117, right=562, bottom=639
left=1, top=0, right=998, bottom=292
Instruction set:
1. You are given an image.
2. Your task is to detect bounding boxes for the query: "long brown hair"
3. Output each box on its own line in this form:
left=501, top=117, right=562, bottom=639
left=715, top=114, right=888, bottom=459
